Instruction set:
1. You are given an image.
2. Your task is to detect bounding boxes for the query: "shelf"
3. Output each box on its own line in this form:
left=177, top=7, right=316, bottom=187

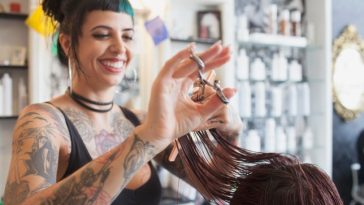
left=0, top=65, right=27, bottom=70
left=0, top=12, right=28, bottom=20
left=238, top=33, right=308, bottom=48
left=0, top=115, right=18, bottom=120
left=170, top=37, right=218, bottom=45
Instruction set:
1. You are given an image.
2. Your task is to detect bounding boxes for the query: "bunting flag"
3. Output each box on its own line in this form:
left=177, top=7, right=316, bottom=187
left=25, top=5, right=56, bottom=36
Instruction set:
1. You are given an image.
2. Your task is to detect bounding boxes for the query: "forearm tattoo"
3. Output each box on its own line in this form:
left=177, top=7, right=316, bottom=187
left=41, top=132, right=156, bottom=205
left=5, top=109, right=64, bottom=205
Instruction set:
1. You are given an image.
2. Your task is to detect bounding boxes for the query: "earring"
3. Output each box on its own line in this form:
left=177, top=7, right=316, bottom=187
left=68, top=59, right=73, bottom=93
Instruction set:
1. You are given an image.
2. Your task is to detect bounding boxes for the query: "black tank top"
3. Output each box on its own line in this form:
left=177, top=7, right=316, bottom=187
left=56, top=106, right=162, bottom=205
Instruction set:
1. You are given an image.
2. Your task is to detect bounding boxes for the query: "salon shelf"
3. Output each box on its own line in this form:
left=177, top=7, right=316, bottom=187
left=238, top=33, right=308, bottom=48
left=0, top=12, right=28, bottom=20
left=0, top=65, right=27, bottom=70
left=170, top=37, right=219, bottom=45
left=0, top=115, right=18, bottom=120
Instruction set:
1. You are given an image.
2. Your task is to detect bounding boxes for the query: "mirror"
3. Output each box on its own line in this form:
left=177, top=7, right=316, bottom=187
left=333, top=25, right=364, bottom=121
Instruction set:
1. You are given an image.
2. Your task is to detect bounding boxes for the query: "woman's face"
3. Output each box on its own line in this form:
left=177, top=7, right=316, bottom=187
left=76, top=10, right=134, bottom=88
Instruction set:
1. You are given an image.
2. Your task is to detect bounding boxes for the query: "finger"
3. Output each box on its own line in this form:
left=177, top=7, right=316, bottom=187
left=161, top=43, right=196, bottom=77
left=172, top=42, right=224, bottom=78
left=196, top=87, right=237, bottom=120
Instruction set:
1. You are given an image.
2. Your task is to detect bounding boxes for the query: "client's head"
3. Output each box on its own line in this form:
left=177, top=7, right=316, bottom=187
left=230, top=156, right=343, bottom=205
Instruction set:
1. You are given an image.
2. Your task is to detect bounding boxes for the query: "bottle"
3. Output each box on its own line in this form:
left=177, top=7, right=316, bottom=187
left=291, top=10, right=302, bottom=36
left=236, top=49, right=250, bottom=80
left=271, top=53, right=280, bottom=81
left=288, top=60, right=303, bottom=82
left=0, top=80, right=3, bottom=116
left=18, top=77, right=28, bottom=112
left=254, top=82, right=266, bottom=117
left=275, top=126, right=287, bottom=153
left=298, top=82, right=310, bottom=116
left=287, top=84, right=297, bottom=116
left=279, top=9, right=290, bottom=36
left=264, top=118, right=276, bottom=152
left=246, top=130, right=261, bottom=152
left=250, top=58, right=266, bottom=81
left=303, top=127, right=314, bottom=150
left=286, top=126, right=297, bottom=154
left=278, top=51, right=288, bottom=81
left=2, top=73, right=13, bottom=116
left=271, top=86, right=283, bottom=117
left=238, top=14, right=249, bottom=41
left=268, top=4, right=278, bottom=35
left=239, top=81, right=252, bottom=118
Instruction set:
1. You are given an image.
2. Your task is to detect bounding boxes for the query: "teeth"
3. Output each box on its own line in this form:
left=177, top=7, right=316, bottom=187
left=102, top=61, right=124, bottom=69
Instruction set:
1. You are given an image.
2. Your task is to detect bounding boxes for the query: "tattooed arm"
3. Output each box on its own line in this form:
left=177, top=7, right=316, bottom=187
left=3, top=104, right=164, bottom=205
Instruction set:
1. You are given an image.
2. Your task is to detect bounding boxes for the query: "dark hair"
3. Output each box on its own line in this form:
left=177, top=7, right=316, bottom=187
left=42, top=0, right=134, bottom=67
left=176, top=129, right=343, bottom=205
left=230, top=159, right=343, bottom=205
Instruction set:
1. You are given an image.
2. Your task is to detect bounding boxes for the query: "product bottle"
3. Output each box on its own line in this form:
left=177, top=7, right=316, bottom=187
left=298, top=82, right=310, bottom=116
left=287, top=84, right=297, bottom=116
left=246, top=130, right=261, bottom=152
left=275, top=126, right=287, bottom=153
left=279, top=9, right=290, bottom=36
left=254, top=82, right=266, bottom=117
left=268, top=4, right=278, bottom=34
left=2, top=73, right=13, bottom=116
left=236, top=49, right=250, bottom=80
left=271, top=86, right=283, bottom=117
left=264, top=118, right=276, bottom=152
left=278, top=51, right=288, bottom=81
left=291, top=10, right=302, bottom=36
left=286, top=126, right=297, bottom=154
left=250, top=58, right=266, bottom=81
left=239, top=81, right=252, bottom=118
left=271, top=53, right=280, bottom=81
left=0, top=80, right=3, bottom=116
left=288, top=60, right=303, bottom=82
left=238, top=14, right=249, bottom=41
left=18, top=77, right=28, bottom=112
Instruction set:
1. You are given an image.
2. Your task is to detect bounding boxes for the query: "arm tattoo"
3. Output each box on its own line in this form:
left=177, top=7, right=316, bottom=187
left=155, top=144, right=187, bottom=179
left=5, top=108, right=64, bottom=205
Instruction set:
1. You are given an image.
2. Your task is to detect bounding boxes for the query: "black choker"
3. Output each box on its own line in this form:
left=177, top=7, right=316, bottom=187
left=68, top=88, right=114, bottom=113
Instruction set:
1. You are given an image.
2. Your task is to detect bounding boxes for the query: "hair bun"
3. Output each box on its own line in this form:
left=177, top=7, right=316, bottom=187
left=42, top=0, right=65, bottom=23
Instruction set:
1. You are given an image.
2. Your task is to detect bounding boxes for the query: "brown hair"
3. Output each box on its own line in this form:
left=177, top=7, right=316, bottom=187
left=177, top=129, right=343, bottom=205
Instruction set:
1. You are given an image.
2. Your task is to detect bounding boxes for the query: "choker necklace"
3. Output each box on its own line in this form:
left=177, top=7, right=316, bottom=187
left=68, top=88, right=114, bottom=113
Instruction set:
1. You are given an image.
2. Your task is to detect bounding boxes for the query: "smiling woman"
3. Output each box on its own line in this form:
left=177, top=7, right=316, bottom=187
left=3, top=0, right=241, bottom=204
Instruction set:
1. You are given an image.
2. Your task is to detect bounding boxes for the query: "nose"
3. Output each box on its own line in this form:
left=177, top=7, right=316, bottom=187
left=110, top=36, right=126, bottom=54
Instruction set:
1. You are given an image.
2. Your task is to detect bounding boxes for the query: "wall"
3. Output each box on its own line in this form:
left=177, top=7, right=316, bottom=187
left=332, top=0, right=364, bottom=204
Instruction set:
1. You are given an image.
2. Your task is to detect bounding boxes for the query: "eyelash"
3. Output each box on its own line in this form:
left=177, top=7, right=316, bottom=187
left=93, top=34, right=134, bottom=41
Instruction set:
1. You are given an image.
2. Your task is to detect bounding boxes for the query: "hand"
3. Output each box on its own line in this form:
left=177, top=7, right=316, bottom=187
left=138, top=42, right=234, bottom=147
left=192, top=71, right=244, bottom=140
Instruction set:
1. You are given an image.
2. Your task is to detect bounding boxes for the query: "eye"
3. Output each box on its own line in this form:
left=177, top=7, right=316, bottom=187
left=122, top=35, right=134, bottom=42
left=92, top=33, right=110, bottom=39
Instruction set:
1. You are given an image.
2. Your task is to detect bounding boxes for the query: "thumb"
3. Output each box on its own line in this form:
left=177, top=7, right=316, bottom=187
left=198, top=87, right=237, bottom=118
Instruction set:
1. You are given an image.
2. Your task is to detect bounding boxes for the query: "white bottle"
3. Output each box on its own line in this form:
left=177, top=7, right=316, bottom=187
left=298, top=82, right=310, bottom=116
left=250, top=58, right=266, bottom=81
left=268, top=4, right=278, bottom=35
left=18, top=77, right=27, bottom=112
left=271, top=53, right=280, bottom=81
left=271, top=86, right=283, bottom=117
left=303, top=127, right=314, bottom=150
left=287, top=84, right=297, bottom=116
left=254, top=82, right=266, bottom=117
left=236, top=49, right=250, bottom=80
left=245, top=130, right=261, bottom=152
left=239, top=81, right=252, bottom=118
left=288, top=60, right=303, bottom=82
left=264, top=118, right=276, bottom=152
left=278, top=51, right=288, bottom=81
left=291, top=10, right=302, bottom=36
left=0, top=80, right=3, bottom=116
left=279, top=9, right=290, bottom=36
left=238, top=14, right=249, bottom=41
left=275, top=126, right=287, bottom=153
left=2, top=73, right=13, bottom=116
left=286, top=126, right=297, bottom=154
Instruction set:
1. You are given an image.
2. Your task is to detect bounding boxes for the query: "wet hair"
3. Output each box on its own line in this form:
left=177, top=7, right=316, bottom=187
left=177, top=129, right=343, bottom=205
left=42, top=0, right=134, bottom=67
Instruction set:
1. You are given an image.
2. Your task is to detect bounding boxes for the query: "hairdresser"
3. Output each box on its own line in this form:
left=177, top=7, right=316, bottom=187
left=3, top=0, right=243, bottom=204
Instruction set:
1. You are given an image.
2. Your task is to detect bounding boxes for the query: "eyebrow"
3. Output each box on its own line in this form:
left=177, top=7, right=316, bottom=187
left=91, top=25, right=134, bottom=32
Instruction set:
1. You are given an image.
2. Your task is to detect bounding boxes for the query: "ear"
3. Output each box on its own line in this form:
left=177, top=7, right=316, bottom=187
left=59, top=33, right=71, bottom=56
